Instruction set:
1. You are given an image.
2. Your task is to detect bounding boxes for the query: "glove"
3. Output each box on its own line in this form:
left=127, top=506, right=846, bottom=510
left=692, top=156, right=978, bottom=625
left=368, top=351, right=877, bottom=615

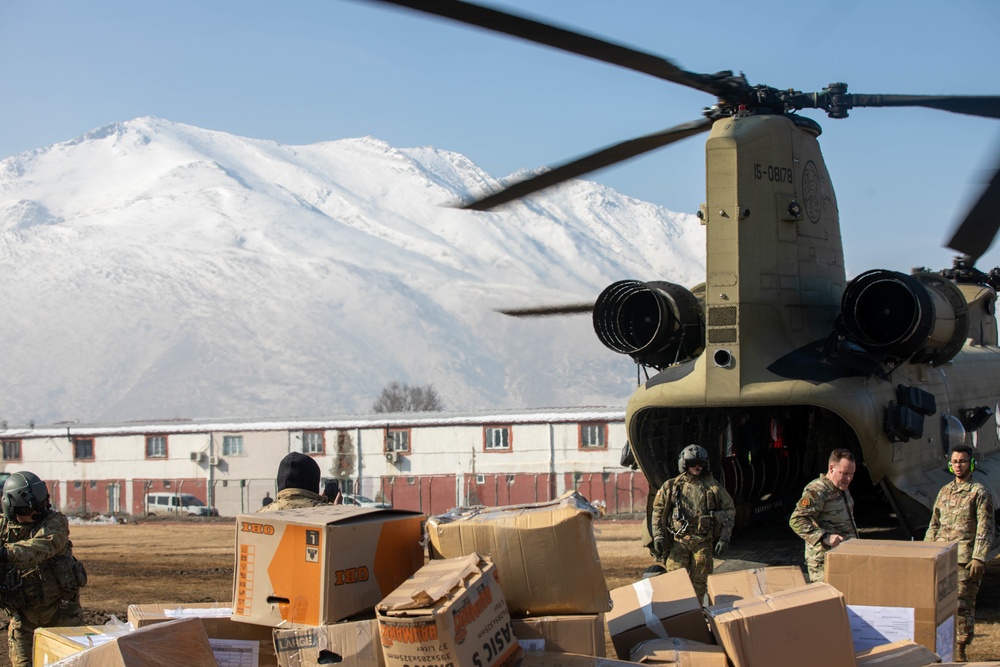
left=968, top=559, right=985, bottom=577
left=714, top=539, right=728, bottom=556
left=653, top=537, right=665, bottom=557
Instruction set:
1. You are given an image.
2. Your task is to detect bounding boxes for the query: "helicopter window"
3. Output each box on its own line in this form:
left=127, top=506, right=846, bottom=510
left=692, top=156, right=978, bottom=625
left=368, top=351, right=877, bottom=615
left=940, top=414, right=967, bottom=457
left=579, top=423, right=608, bottom=450
left=484, top=426, right=511, bottom=451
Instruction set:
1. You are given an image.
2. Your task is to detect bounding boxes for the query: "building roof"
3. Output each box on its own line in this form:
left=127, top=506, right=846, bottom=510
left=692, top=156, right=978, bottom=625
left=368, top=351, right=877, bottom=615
left=0, top=406, right=626, bottom=439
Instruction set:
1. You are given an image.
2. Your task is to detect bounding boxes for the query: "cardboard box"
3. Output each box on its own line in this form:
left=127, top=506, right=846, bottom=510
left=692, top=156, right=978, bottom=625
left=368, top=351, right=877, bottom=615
left=706, top=583, right=857, bottom=667
left=510, top=615, right=605, bottom=657
left=272, top=618, right=384, bottom=667
left=606, top=570, right=712, bottom=660
left=232, top=505, right=425, bottom=628
left=41, top=618, right=217, bottom=667
left=855, top=639, right=940, bottom=667
left=425, top=491, right=610, bottom=616
left=706, top=566, right=807, bottom=606
left=630, top=637, right=728, bottom=666
left=825, top=539, right=958, bottom=660
left=35, top=624, right=117, bottom=666
left=127, top=601, right=277, bottom=666
left=519, top=651, right=642, bottom=667
left=376, top=554, right=522, bottom=667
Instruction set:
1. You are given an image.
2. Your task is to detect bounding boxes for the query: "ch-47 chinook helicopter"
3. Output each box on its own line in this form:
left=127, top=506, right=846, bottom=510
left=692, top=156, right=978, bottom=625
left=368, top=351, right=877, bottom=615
left=355, top=0, right=1000, bottom=536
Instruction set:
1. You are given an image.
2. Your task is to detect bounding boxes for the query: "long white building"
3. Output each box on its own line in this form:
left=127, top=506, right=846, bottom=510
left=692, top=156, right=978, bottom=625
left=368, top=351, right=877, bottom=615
left=0, top=407, right=649, bottom=518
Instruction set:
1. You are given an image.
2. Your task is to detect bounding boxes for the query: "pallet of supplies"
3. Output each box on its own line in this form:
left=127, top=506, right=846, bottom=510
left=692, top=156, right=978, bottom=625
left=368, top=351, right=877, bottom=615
left=425, top=491, right=610, bottom=616
left=376, top=553, right=522, bottom=667
left=232, top=505, right=425, bottom=628
left=605, top=569, right=713, bottom=660
left=706, top=583, right=857, bottom=667
left=825, top=539, right=958, bottom=661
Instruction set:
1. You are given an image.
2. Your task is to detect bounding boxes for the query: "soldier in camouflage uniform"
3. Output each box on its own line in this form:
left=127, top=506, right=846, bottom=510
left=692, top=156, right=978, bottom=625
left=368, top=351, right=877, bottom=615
left=257, top=451, right=326, bottom=513
left=0, top=472, right=86, bottom=667
left=651, top=445, right=735, bottom=603
left=925, top=445, right=996, bottom=661
left=789, top=448, right=859, bottom=583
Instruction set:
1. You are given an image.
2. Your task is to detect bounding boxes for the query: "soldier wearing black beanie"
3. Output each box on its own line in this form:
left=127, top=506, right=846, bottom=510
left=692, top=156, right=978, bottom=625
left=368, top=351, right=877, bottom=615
left=258, top=452, right=325, bottom=513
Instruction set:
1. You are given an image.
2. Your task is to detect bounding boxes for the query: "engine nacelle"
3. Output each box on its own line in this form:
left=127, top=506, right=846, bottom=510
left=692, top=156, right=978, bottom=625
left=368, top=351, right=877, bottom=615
left=840, top=269, right=969, bottom=365
left=593, top=280, right=704, bottom=369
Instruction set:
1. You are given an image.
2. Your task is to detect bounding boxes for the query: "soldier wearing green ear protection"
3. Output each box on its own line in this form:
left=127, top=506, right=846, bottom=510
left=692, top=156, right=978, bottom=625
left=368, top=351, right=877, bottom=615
left=926, top=445, right=996, bottom=661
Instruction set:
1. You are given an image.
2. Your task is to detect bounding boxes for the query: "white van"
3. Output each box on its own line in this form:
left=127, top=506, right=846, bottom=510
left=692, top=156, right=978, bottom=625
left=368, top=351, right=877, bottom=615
left=144, top=492, right=218, bottom=517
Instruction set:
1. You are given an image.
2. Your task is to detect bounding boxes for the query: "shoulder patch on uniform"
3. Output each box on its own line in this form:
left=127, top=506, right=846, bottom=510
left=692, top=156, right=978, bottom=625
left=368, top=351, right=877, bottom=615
left=800, top=497, right=811, bottom=508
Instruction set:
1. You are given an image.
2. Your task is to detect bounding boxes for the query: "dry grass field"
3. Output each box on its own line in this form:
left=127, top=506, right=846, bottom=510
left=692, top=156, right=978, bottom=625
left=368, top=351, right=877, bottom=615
left=0, top=518, right=997, bottom=663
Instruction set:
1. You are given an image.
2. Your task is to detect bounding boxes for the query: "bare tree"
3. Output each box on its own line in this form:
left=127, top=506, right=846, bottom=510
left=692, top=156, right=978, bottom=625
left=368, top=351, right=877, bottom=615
left=372, top=381, right=444, bottom=413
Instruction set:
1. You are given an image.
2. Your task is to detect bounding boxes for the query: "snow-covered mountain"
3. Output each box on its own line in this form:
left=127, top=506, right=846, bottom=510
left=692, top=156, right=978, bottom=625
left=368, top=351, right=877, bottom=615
left=0, top=117, right=705, bottom=424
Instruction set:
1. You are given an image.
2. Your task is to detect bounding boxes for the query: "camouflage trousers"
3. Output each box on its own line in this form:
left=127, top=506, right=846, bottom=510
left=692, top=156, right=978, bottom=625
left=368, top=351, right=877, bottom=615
left=661, top=539, right=713, bottom=604
left=8, top=592, right=83, bottom=667
left=957, top=562, right=984, bottom=651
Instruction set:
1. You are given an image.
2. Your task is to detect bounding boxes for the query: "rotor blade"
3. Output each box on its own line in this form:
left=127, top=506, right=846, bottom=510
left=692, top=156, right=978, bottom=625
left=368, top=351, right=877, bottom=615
left=464, top=117, right=714, bottom=211
left=819, top=93, right=1000, bottom=120
left=946, top=162, right=1000, bottom=261
left=498, top=303, right=594, bottom=317
left=357, top=0, right=735, bottom=97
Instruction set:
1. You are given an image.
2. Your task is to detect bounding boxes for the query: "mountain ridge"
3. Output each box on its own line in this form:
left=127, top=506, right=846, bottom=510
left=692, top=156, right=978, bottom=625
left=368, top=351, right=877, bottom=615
left=0, top=117, right=705, bottom=424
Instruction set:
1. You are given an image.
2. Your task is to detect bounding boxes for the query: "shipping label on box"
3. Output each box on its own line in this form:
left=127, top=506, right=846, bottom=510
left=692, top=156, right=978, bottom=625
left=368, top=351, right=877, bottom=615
left=706, top=566, right=806, bottom=606
left=706, top=583, right=857, bottom=667
left=606, top=569, right=713, bottom=660
left=510, top=615, right=605, bottom=657
left=826, top=539, right=958, bottom=660
left=232, top=505, right=425, bottom=628
left=426, top=491, right=610, bottom=616
left=273, top=618, right=384, bottom=667
left=376, top=554, right=522, bottom=667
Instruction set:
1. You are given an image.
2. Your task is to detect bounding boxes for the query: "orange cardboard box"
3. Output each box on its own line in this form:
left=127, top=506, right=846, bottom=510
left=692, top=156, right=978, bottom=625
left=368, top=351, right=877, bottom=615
left=232, top=505, right=425, bottom=628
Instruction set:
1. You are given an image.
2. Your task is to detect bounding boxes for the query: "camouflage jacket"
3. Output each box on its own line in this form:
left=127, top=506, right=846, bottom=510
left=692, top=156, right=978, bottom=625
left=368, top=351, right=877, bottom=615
left=925, top=478, right=996, bottom=564
left=0, top=509, right=85, bottom=610
left=651, top=471, right=735, bottom=547
left=789, top=475, right=858, bottom=551
left=256, top=488, right=325, bottom=513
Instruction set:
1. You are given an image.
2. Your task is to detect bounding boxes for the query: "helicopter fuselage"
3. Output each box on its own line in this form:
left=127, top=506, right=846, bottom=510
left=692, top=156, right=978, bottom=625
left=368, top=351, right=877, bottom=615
left=614, top=112, right=1000, bottom=536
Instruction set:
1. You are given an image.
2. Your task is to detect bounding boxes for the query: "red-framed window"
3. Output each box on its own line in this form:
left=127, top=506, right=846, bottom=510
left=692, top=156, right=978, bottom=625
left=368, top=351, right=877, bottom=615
left=578, top=423, right=608, bottom=450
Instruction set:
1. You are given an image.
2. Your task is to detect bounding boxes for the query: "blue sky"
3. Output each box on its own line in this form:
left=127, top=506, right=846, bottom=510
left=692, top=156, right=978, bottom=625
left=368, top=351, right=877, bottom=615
left=2, top=0, right=998, bottom=274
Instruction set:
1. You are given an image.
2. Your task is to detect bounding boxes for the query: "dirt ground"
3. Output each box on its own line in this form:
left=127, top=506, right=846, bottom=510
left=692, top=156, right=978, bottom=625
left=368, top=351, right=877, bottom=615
left=1, top=518, right=998, bottom=664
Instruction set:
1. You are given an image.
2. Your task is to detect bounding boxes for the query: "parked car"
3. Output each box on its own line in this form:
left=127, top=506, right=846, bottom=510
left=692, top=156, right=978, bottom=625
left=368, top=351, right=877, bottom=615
left=145, top=492, right=219, bottom=517
left=341, top=494, right=391, bottom=509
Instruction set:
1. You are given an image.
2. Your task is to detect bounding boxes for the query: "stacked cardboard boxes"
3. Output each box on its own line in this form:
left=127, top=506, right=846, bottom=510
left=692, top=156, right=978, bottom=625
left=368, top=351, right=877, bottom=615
left=375, top=554, right=522, bottom=667
left=706, top=582, right=858, bottom=667
left=605, top=570, right=713, bottom=660
left=232, top=505, right=425, bottom=628
left=705, top=566, right=806, bottom=606
left=425, top=491, right=609, bottom=656
left=826, top=539, right=959, bottom=661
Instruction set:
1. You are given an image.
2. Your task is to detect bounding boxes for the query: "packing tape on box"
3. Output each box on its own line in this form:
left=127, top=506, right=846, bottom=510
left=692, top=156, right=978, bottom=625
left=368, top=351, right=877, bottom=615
left=631, top=580, right=670, bottom=639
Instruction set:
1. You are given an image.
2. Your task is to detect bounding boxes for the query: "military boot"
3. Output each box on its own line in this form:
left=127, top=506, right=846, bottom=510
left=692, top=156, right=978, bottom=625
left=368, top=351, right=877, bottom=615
left=957, top=643, right=967, bottom=662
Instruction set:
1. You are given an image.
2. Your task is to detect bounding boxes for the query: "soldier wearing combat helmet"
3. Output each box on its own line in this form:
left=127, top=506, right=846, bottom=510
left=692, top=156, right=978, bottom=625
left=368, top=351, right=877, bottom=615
left=0, top=471, right=87, bottom=667
left=789, top=448, right=859, bottom=583
left=925, top=444, right=996, bottom=661
left=650, top=444, right=735, bottom=604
